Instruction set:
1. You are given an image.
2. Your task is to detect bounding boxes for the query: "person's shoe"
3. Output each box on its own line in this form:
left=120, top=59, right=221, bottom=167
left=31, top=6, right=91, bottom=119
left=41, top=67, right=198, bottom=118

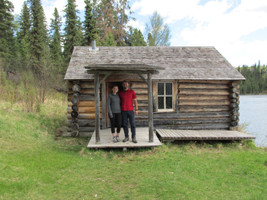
left=116, top=135, right=120, bottom=142
left=123, top=137, right=129, bottom=142
left=132, top=137, right=138, bottom=143
left=113, top=136, right=117, bottom=143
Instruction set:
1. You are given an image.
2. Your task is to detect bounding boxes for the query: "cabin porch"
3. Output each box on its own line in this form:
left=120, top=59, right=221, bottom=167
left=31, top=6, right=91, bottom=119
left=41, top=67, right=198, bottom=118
left=87, top=128, right=255, bottom=149
left=156, top=129, right=255, bottom=142
left=87, top=127, right=162, bottom=149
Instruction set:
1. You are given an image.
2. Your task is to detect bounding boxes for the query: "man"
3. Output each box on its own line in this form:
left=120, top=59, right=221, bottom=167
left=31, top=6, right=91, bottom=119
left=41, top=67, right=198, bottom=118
left=119, top=80, right=138, bottom=143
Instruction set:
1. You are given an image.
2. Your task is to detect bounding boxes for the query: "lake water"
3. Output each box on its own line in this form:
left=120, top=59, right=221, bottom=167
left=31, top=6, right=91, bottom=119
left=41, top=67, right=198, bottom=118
left=239, top=95, right=267, bottom=147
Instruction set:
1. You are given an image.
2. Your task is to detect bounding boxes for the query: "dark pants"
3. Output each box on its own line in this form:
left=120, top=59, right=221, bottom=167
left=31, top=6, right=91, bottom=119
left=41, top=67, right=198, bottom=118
left=122, top=110, right=136, bottom=138
left=110, top=113, right=122, bottom=134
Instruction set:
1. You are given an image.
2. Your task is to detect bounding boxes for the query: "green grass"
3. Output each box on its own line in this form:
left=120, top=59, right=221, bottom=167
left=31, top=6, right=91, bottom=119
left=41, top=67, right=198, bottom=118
left=0, top=97, right=267, bottom=200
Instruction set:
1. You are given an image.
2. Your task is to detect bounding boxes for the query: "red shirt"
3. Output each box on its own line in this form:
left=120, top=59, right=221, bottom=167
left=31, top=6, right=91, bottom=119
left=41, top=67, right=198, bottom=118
left=119, top=89, right=137, bottom=111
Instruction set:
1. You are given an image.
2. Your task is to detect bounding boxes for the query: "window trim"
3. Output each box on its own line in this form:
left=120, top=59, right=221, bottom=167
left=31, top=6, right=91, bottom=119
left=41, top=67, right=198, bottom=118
left=157, top=82, right=174, bottom=112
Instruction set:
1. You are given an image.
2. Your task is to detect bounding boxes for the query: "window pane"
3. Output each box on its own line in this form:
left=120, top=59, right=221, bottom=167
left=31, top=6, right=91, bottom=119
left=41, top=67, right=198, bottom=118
left=166, top=83, right=172, bottom=95
left=166, top=97, right=172, bottom=109
left=158, top=97, right=164, bottom=109
left=158, top=83, right=164, bottom=95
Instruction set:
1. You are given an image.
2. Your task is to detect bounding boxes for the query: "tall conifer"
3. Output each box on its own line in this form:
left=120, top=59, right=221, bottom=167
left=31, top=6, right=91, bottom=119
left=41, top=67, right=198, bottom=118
left=50, top=8, right=63, bottom=73
left=17, top=1, right=31, bottom=69
left=63, top=0, right=83, bottom=62
left=83, top=0, right=96, bottom=45
left=29, top=0, right=49, bottom=75
left=17, top=2, right=30, bottom=40
left=28, top=0, right=50, bottom=103
left=0, top=0, right=16, bottom=70
left=103, top=31, right=116, bottom=46
left=127, top=28, right=146, bottom=46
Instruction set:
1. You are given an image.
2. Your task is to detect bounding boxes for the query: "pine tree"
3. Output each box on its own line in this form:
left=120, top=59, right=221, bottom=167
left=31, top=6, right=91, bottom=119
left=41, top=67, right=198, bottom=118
left=29, top=0, right=50, bottom=75
left=103, top=31, right=116, bottom=46
left=49, top=8, right=63, bottom=74
left=146, top=11, right=171, bottom=46
left=83, top=0, right=96, bottom=45
left=17, top=2, right=30, bottom=40
left=29, top=0, right=50, bottom=103
left=0, top=0, right=16, bottom=70
left=17, top=1, right=31, bottom=70
left=147, top=33, right=155, bottom=46
left=127, top=28, right=146, bottom=46
left=63, top=0, right=83, bottom=62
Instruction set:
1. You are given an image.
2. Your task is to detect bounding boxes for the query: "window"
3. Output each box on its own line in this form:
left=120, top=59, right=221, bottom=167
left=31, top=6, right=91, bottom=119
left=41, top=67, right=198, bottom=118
left=157, top=82, right=173, bottom=110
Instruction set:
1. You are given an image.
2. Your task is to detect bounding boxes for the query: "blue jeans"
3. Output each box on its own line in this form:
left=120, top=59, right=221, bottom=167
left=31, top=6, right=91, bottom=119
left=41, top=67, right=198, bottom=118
left=122, top=110, right=136, bottom=138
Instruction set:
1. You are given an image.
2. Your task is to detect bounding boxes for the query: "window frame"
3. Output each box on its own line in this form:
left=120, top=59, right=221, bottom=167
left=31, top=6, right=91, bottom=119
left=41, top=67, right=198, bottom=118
left=157, top=82, right=174, bottom=112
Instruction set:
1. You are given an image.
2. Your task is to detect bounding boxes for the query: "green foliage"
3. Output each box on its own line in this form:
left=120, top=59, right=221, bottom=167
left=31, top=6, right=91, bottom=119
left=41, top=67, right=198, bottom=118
left=83, top=0, right=97, bottom=45
left=127, top=27, right=147, bottom=46
left=17, top=1, right=31, bottom=70
left=146, top=11, right=171, bottom=46
left=238, top=63, right=267, bottom=94
left=63, top=0, right=83, bottom=63
left=27, top=0, right=51, bottom=104
left=49, top=8, right=63, bottom=74
left=0, top=0, right=17, bottom=70
left=103, top=31, right=116, bottom=46
left=29, top=0, right=50, bottom=76
left=147, top=32, right=155, bottom=46
left=17, top=1, right=30, bottom=40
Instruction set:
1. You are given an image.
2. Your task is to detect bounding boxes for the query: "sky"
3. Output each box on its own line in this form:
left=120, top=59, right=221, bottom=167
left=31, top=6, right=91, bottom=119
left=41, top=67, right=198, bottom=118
left=10, top=0, right=267, bottom=67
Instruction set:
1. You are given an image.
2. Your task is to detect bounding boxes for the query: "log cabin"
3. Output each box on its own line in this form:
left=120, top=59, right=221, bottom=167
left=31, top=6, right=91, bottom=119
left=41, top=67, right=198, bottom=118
left=64, top=44, right=245, bottom=139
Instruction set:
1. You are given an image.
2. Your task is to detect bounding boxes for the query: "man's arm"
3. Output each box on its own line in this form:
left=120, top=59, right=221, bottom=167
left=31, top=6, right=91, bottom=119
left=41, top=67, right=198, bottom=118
left=133, top=98, right=138, bottom=115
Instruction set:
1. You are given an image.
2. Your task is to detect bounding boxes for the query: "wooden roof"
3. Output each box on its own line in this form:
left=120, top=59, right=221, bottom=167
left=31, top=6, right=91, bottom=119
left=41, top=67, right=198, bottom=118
left=64, top=46, right=245, bottom=80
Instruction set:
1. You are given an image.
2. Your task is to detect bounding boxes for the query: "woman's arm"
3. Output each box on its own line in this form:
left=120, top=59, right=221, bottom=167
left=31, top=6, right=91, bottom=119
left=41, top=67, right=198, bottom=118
left=107, top=95, right=113, bottom=118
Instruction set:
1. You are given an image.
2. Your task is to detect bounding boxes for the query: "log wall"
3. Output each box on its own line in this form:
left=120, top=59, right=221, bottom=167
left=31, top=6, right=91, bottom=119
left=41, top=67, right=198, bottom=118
left=68, top=80, right=97, bottom=137
left=136, top=80, right=235, bottom=130
left=67, top=79, right=240, bottom=137
left=163, top=80, right=232, bottom=130
left=229, top=81, right=240, bottom=130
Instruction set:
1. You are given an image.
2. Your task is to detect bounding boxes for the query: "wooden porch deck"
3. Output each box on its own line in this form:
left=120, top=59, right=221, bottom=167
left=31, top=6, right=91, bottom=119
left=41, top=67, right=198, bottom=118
left=156, top=129, right=256, bottom=142
left=87, top=127, right=162, bottom=149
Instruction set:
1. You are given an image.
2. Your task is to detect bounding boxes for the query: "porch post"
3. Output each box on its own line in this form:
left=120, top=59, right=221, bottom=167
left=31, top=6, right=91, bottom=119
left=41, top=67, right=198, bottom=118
left=94, top=72, right=100, bottom=143
left=148, top=72, right=153, bottom=142
left=101, top=80, right=106, bottom=129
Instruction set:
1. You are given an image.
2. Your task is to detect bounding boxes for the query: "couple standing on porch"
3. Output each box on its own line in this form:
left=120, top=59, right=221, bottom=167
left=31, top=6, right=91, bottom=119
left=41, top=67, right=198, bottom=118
left=107, top=80, right=139, bottom=143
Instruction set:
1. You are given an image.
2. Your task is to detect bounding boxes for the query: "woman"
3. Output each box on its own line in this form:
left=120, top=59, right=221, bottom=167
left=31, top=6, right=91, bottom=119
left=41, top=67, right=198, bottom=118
left=107, top=85, right=122, bottom=142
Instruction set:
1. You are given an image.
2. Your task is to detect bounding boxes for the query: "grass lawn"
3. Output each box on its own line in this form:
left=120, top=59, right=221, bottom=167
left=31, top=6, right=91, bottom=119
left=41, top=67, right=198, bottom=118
left=0, top=97, right=266, bottom=200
